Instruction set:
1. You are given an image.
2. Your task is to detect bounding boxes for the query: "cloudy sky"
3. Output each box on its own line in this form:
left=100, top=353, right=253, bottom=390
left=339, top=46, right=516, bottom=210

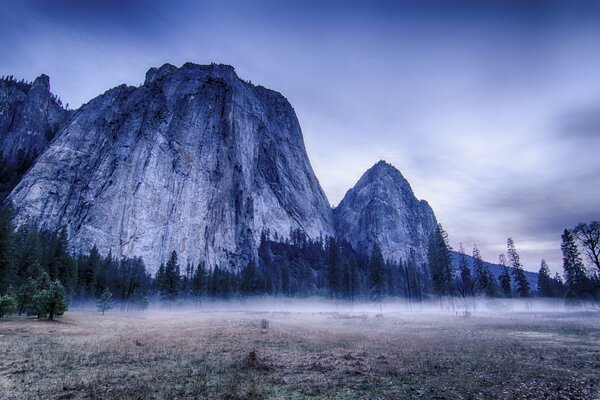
left=1, top=0, right=599, bottom=272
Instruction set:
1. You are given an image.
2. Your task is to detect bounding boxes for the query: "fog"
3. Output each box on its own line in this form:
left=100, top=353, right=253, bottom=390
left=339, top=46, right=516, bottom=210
left=70, top=297, right=598, bottom=317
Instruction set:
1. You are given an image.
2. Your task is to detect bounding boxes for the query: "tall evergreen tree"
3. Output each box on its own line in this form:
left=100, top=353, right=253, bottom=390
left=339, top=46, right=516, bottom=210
left=0, top=206, right=15, bottom=293
left=368, top=243, right=386, bottom=306
left=537, top=259, right=554, bottom=297
left=507, top=238, right=530, bottom=297
left=498, top=254, right=512, bottom=297
left=456, top=243, right=475, bottom=299
left=191, top=262, right=207, bottom=297
left=325, top=237, right=341, bottom=298
left=240, top=261, right=261, bottom=295
left=561, top=229, right=588, bottom=299
left=428, top=224, right=454, bottom=297
left=160, top=251, right=181, bottom=300
left=473, top=244, right=494, bottom=297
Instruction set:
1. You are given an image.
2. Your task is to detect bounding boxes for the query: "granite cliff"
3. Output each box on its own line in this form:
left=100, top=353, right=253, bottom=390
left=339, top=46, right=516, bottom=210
left=8, top=63, right=334, bottom=271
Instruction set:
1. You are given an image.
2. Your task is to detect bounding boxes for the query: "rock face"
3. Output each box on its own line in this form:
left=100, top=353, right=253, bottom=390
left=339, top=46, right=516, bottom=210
left=334, top=161, right=437, bottom=264
left=9, top=63, right=334, bottom=272
left=0, top=75, right=69, bottom=166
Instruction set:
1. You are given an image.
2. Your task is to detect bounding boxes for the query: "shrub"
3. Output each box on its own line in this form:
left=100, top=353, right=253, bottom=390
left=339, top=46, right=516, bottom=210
left=0, top=293, right=18, bottom=318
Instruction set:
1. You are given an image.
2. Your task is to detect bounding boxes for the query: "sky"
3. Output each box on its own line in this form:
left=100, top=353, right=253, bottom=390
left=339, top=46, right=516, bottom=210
left=1, top=0, right=599, bottom=272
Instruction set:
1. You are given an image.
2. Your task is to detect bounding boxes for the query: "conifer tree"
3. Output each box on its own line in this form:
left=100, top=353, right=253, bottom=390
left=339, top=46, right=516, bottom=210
left=0, top=206, right=15, bottom=293
left=498, top=254, right=512, bottom=297
left=191, top=262, right=207, bottom=297
left=325, top=237, right=341, bottom=298
left=456, top=243, right=475, bottom=298
left=561, top=229, right=588, bottom=299
left=428, top=224, right=454, bottom=297
left=368, top=243, right=386, bottom=307
left=240, top=261, right=260, bottom=295
left=473, top=244, right=494, bottom=297
left=161, top=251, right=181, bottom=300
left=537, top=259, right=554, bottom=297
left=507, top=238, right=530, bottom=297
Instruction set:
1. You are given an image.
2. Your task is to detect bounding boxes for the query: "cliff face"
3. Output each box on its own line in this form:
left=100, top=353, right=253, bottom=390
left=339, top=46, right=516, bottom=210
left=334, top=161, right=437, bottom=264
left=0, top=74, right=69, bottom=166
left=9, top=63, right=334, bottom=271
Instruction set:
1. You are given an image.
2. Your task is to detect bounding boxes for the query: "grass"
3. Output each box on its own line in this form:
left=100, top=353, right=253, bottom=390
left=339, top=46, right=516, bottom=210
left=0, top=307, right=599, bottom=399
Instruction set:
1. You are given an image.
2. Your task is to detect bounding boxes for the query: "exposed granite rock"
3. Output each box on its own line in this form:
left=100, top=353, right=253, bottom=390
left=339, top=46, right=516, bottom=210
left=9, top=63, right=334, bottom=272
left=0, top=74, right=69, bottom=166
left=334, top=160, right=437, bottom=265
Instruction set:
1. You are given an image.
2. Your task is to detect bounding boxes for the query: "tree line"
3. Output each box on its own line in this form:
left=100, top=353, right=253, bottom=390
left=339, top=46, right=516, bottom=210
left=0, top=204, right=599, bottom=318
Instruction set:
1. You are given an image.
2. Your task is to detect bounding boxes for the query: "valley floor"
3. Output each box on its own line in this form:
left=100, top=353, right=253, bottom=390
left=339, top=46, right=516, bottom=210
left=0, top=307, right=599, bottom=399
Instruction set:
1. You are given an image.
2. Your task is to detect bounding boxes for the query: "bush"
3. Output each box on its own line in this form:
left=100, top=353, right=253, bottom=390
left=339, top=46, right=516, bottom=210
left=0, top=293, right=18, bottom=318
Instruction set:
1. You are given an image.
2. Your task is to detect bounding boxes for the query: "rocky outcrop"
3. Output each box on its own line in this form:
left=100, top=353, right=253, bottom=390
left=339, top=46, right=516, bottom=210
left=9, top=63, right=334, bottom=272
left=0, top=74, right=69, bottom=166
left=334, top=161, right=437, bottom=264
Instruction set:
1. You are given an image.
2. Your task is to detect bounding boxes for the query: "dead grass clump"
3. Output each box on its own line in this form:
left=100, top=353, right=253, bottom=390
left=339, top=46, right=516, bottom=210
left=241, top=348, right=271, bottom=371
left=260, top=319, right=269, bottom=329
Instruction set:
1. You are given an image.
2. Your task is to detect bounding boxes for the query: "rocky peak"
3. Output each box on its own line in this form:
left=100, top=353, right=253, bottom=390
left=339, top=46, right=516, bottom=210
left=32, top=74, right=50, bottom=89
left=334, top=160, right=437, bottom=264
left=0, top=73, right=69, bottom=167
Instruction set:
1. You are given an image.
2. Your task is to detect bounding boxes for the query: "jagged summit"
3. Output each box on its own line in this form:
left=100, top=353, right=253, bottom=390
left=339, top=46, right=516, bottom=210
left=0, top=73, right=68, bottom=167
left=144, top=63, right=237, bottom=86
left=334, top=160, right=437, bottom=264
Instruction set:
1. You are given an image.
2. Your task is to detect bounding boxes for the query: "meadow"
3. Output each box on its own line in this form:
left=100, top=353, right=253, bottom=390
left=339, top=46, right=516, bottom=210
left=0, top=302, right=599, bottom=399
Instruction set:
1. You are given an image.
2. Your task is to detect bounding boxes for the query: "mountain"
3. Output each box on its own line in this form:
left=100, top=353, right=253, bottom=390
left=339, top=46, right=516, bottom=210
left=8, top=63, right=334, bottom=272
left=0, top=74, right=69, bottom=166
left=333, top=160, right=437, bottom=264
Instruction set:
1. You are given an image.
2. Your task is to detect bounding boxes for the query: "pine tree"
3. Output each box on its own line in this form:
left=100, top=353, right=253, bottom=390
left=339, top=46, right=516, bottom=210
left=240, top=261, right=260, bottom=295
left=325, top=237, right=341, bottom=298
left=498, top=254, right=512, bottom=297
left=368, top=243, right=386, bottom=307
left=0, top=206, right=15, bottom=293
left=456, top=243, right=475, bottom=299
left=561, top=229, right=588, bottom=299
left=96, top=287, right=114, bottom=315
left=507, top=238, right=530, bottom=297
left=428, top=224, right=454, bottom=298
left=160, top=251, right=181, bottom=300
left=191, top=262, right=207, bottom=297
left=473, top=244, right=494, bottom=297
left=537, top=259, right=554, bottom=297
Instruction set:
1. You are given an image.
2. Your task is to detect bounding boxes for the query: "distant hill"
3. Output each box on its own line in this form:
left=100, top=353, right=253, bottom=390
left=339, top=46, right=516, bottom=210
left=451, top=251, right=539, bottom=291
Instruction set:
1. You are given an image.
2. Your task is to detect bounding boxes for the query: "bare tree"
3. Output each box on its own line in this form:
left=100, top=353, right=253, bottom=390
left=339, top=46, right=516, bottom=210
left=573, top=222, right=600, bottom=273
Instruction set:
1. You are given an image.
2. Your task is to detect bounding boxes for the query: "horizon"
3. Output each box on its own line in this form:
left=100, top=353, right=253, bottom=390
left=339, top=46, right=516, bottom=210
left=2, top=0, right=599, bottom=273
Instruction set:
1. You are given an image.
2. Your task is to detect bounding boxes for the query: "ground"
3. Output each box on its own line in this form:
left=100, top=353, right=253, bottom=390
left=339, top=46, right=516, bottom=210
left=0, top=305, right=599, bottom=399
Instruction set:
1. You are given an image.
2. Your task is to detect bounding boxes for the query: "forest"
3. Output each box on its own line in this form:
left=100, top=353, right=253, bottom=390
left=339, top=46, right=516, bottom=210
left=0, top=205, right=598, bottom=319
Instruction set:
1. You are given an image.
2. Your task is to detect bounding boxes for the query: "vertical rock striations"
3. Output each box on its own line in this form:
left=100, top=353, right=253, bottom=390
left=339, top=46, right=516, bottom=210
left=9, top=63, right=334, bottom=272
left=333, top=161, right=437, bottom=265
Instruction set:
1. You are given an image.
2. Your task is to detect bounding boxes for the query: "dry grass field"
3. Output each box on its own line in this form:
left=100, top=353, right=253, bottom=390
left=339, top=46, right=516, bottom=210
left=0, top=306, right=599, bottom=399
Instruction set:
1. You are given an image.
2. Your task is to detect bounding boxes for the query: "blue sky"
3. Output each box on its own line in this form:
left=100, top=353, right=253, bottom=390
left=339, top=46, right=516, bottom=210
left=1, top=0, right=599, bottom=272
